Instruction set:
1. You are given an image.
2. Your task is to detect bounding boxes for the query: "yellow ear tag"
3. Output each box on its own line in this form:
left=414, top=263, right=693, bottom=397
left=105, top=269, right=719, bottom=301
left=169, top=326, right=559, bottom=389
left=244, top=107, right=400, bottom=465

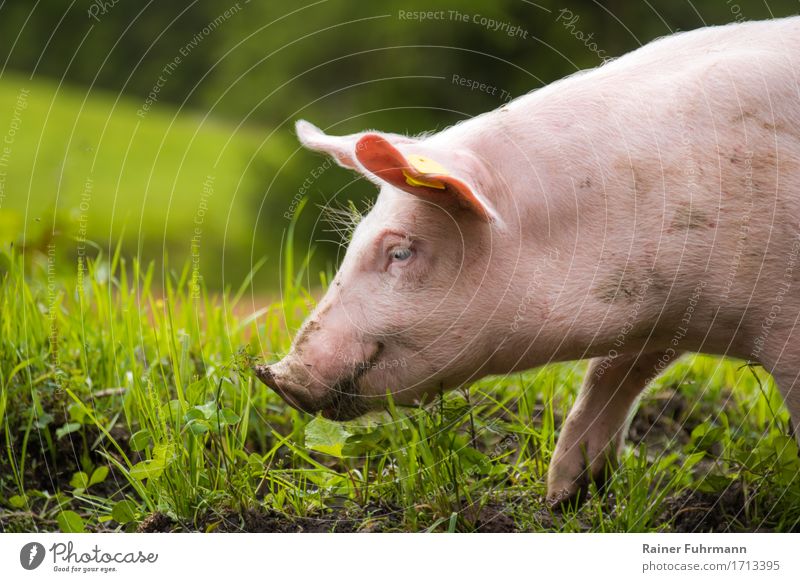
left=403, top=154, right=447, bottom=189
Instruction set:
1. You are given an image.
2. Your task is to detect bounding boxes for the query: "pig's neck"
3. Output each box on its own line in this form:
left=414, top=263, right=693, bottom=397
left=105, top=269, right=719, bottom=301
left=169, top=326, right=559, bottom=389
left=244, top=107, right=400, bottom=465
left=467, top=104, right=660, bottom=371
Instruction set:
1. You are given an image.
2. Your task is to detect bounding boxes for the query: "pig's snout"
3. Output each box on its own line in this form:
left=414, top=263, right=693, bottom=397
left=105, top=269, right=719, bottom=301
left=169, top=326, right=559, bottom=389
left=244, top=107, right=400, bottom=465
left=254, top=362, right=318, bottom=415
left=254, top=359, right=369, bottom=421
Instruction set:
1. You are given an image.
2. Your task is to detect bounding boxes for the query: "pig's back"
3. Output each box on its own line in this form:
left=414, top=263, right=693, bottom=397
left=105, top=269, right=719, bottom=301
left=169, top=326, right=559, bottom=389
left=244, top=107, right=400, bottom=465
left=519, top=16, right=800, bottom=109
left=446, top=17, right=800, bottom=154
left=603, top=16, right=800, bottom=75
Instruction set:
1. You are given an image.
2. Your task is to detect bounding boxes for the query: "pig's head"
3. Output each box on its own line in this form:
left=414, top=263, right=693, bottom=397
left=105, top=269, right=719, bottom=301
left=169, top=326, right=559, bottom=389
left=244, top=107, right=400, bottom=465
left=256, top=120, right=516, bottom=420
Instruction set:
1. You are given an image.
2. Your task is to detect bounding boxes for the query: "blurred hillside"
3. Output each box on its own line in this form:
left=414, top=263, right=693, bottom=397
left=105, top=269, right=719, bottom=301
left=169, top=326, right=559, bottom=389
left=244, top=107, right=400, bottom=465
left=0, top=0, right=796, bottom=288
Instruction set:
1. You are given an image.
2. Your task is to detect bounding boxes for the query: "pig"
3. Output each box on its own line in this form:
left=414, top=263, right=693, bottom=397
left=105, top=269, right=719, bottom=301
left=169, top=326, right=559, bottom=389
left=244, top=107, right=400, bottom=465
left=256, top=16, right=800, bottom=506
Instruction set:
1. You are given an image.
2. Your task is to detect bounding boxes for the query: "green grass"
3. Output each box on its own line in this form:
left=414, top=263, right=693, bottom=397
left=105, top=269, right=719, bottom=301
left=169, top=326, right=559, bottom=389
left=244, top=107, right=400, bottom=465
left=1, top=242, right=799, bottom=532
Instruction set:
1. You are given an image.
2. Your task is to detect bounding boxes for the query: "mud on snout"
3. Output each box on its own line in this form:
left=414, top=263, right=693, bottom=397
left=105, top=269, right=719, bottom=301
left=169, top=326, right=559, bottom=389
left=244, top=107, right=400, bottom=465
left=253, top=344, right=384, bottom=421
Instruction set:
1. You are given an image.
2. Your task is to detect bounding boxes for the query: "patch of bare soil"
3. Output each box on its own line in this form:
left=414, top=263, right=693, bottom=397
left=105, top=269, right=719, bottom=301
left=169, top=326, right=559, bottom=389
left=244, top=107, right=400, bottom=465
left=628, top=388, right=693, bottom=451
left=475, top=503, right=519, bottom=533
left=662, top=481, right=747, bottom=532
left=137, top=512, right=177, bottom=533
left=138, top=502, right=405, bottom=533
left=135, top=498, right=523, bottom=533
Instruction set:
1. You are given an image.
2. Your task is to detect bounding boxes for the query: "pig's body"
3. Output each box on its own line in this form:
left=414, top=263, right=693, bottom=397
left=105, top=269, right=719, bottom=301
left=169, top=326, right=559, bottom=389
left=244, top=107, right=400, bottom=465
left=442, top=16, right=800, bottom=366
left=258, top=17, right=800, bottom=504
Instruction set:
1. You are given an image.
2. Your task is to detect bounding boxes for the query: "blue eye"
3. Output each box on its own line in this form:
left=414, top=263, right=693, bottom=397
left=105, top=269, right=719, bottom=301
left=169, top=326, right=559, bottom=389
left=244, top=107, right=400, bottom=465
left=390, top=247, right=413, bottom=261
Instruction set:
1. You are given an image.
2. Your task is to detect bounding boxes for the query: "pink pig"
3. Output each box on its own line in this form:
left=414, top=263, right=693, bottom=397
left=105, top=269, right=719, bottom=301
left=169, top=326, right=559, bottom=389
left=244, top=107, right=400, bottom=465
left=256, top=16, right=800, bottom=505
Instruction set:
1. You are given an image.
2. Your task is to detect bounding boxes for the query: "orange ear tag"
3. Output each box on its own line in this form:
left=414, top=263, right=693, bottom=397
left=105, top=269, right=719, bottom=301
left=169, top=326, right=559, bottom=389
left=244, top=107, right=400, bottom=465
left=403, top=154, right=448, bottom=189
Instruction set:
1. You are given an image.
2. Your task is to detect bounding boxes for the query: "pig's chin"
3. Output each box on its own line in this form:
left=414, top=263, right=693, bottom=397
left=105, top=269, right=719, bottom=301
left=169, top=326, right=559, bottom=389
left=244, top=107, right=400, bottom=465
left=318, top=378, right=370, bottom=421
left=317, top=345, right=388, bottom=421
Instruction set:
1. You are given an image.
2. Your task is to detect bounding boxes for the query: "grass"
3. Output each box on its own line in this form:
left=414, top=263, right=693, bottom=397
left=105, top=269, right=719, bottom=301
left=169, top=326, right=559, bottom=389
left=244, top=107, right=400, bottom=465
left=1, top=240, right=800, bottom=533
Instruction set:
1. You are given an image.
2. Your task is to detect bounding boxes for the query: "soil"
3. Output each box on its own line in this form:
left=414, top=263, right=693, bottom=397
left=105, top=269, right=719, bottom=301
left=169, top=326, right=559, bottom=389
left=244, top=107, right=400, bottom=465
left=137, top=512, right=177, bottom=533
left=663, top=481, right=747, bottom=532
left=628, top=387, right=695, bottom=450
left=137, top=503, right=405, bottom=533
left=470, top=502, right=517, bottom=533
left=0, top=421, right=133, bottom=533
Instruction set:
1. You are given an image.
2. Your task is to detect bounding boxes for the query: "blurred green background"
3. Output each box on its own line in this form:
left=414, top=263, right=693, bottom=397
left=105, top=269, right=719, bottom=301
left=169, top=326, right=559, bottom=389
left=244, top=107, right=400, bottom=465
left=0, top=0, right=796, bottom=290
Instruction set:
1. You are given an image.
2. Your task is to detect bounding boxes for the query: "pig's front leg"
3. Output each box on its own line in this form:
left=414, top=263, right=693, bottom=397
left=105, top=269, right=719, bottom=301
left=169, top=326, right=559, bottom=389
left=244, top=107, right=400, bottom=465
left=546, top=350, right=682, bottom=507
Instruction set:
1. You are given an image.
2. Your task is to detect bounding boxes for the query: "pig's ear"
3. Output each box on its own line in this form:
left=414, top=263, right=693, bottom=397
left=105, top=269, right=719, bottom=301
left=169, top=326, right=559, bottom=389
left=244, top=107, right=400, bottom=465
left=354, top=134, right=498, bottom=223
left=295, top=120, right=417, bottom=171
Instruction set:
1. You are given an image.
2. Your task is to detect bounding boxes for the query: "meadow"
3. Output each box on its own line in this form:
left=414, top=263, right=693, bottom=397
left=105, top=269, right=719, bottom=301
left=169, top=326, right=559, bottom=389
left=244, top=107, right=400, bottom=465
left=0, top=72, right=298, bottom=289
left=2, top=237, right=799, bottom=533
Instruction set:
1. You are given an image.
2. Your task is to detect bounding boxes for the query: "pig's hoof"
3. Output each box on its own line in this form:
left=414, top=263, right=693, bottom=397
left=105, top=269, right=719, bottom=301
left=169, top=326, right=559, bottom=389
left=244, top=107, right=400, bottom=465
left=546, top=463, right=615, bottom=510
left=546, top=487, right=579, bottom=510
left=546, top=480, right=589, bottom=511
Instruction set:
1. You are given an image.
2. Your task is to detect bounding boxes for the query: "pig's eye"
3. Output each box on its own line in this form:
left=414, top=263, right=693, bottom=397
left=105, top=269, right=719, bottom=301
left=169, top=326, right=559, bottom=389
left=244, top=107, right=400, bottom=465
left=389, top=247, right=413, bottom=262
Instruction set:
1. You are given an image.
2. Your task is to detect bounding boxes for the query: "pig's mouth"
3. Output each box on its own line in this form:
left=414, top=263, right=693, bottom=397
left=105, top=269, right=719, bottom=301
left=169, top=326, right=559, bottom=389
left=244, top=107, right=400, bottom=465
left=317, top=377, right=370, bottom=421
left=254, top=343, right=384, bottom=422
